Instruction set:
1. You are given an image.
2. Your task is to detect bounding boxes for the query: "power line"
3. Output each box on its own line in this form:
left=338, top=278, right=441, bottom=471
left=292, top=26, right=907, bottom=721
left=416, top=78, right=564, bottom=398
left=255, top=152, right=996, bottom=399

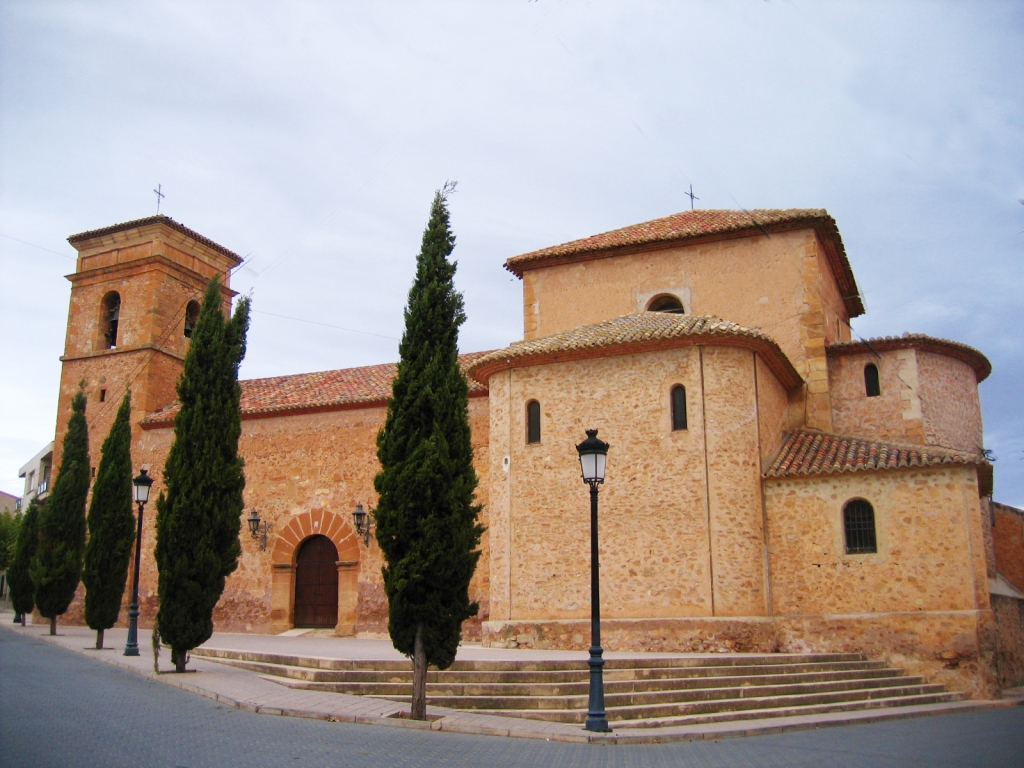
left=252, top=310, right=399, bottom=341
left=0, top=232, right=75, bottom=260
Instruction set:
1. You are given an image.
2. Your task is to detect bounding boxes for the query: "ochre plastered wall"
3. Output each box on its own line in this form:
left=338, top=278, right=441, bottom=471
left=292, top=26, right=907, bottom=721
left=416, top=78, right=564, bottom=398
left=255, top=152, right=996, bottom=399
left=484, top=344, right=788, bottom=629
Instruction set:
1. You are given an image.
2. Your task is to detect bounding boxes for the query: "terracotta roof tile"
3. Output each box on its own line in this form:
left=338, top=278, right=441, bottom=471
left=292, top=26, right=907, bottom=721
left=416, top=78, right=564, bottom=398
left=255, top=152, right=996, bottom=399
left=766, top=429, right=986, bottom=478
left=69, top=215, right=242, bottom=264
left=468, top=312, right=802, bottom=389
left=827, top=334, right=991, bottom=382
left=141, top=351, right=491, bottom=427
left=504, top=208, right=863, bottom=317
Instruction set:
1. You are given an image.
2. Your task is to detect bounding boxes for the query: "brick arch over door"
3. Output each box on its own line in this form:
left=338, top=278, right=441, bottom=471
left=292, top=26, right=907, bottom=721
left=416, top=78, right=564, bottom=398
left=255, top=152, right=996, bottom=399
left=269, top=510, right=360, bottom=635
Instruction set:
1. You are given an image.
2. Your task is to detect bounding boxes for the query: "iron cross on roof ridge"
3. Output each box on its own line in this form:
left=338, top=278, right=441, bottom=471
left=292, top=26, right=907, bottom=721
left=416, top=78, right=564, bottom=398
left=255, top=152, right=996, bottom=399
left=685, top=184, right=699, bottom=210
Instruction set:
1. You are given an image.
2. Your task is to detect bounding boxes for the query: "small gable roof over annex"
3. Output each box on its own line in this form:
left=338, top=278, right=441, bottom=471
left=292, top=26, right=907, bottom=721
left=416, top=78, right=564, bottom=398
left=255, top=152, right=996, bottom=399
left=69, top=215, right=243, bottom=265
left=504, top=208, right=864, bottom=317
left=142, top=351, right=491, bottom=428
left=767, top=429, right=989, bottom=487
left=467, top=312, right=802, bottom=389
left=827, top=334, right=991, bottom=382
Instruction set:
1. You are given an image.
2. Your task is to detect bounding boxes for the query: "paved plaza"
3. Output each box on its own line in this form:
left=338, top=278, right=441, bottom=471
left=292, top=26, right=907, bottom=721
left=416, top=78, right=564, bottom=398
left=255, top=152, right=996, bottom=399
left=1, top=615, right=1023, bottom=766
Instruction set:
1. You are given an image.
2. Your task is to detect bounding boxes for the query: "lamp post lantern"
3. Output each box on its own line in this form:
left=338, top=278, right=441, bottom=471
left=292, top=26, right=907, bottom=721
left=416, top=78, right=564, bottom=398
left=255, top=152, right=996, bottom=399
left=575, top=429, right=611, bottom=733
left=124, top=468, right=153, bottom=657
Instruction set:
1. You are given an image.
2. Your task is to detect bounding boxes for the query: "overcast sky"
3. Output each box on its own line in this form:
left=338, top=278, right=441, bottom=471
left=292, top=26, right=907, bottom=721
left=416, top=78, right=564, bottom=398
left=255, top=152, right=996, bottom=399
left=1, top=1, right=1022, bottom=505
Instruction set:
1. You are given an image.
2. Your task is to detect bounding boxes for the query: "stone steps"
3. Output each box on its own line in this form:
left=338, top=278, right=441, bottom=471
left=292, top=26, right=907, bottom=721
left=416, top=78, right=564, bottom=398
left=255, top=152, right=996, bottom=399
left=459, top=682, right=954, bottom=722
left=193, top=648, right=964, bottom=727
left=198, top=652, right=889, bottom=684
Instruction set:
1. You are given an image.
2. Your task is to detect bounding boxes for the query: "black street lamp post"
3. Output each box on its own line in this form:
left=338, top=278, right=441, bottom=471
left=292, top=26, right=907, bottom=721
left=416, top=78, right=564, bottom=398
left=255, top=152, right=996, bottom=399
left=124, top=468, right=153, bottom=657
left=575, top=429, right=611, bottom=733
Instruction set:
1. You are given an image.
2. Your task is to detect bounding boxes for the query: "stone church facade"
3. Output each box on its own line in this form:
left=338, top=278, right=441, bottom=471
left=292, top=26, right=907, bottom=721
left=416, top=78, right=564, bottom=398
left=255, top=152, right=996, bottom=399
left=50, top=209, right=1023, bottom=698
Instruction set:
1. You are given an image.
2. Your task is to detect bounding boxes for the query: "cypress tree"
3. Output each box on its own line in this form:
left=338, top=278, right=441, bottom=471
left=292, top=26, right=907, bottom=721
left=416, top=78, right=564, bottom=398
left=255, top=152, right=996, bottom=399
left=83, top=392, right=136, bottom=650
left=0, top=508, right=19, bottom=572
left=374, top=183, right=484, bottom=720
left=32, top=385, right=90, bottom=635
left=156, top=276, right=250, bottom=672
left=9, top=498, right=41, bottom=624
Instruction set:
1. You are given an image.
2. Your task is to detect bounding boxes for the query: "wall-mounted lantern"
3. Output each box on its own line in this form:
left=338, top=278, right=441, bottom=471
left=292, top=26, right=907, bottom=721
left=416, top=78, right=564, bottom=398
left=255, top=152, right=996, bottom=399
left=352, top=503, right=375, bottom=547
left=247, top=508, right=273, bottom=551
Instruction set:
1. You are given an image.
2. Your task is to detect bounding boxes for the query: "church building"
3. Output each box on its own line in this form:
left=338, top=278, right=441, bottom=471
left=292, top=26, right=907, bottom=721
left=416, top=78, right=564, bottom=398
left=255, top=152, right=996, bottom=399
left=50, top=208, right=1024, bottom=698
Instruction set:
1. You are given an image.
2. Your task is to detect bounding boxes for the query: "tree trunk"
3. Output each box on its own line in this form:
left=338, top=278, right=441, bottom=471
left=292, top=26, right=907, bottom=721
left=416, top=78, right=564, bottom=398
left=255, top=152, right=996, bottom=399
left=411, top=623, right=427, bottom=720
left=50, top=616, right=56, bottom=635
left=96, top=628, right=104, bottom=650
left=173, top=647, right=187, bottom=673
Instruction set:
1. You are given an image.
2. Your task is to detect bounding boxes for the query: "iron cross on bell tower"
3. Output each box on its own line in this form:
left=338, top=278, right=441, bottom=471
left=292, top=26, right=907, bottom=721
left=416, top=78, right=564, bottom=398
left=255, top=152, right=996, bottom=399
left=153, top=184, right=165, bottom=214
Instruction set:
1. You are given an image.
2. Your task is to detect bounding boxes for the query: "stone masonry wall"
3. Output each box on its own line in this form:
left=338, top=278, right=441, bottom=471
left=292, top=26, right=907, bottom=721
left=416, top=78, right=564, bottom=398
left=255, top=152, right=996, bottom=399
left=765, top=467, right=988, bottom=616
left=992, top=594, right=1024, bottom=689
left=915, top=350, right=984, bottom=453
left=520, top=229, right=844, bottom=373
left=59, top=394, right=491, bottom=639
left=828, top=348, right=923, bottom=444
left=484, top=343, right=788, bottom=626
left=764, top=466, right=995, bottom=697
left=993, top=502, right=1024, bottom=592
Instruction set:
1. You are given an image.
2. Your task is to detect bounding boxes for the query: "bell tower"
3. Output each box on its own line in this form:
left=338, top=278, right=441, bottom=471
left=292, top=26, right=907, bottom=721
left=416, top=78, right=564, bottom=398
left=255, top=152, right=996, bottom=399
left=53, top=215, right=242, bottom=470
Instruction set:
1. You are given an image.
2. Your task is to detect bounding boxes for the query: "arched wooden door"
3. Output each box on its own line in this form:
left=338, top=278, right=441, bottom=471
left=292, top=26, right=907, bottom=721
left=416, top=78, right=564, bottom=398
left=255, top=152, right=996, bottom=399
left=293, top=535, right=339, bottom=628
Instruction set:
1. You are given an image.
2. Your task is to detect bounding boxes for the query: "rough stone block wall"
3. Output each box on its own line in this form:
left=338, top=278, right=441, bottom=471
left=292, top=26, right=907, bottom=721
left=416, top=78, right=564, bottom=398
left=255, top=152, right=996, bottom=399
left=992, top=594, right=1024, bottom=689
left=519, top=229, right=818, bottom=373
left=775, top=612, right=997, bottom=699
left=489, top=344, right=786, bottom=625
left=702, top=346, right=767, bottom=617
left=993, top=502, right=1024, bottom=593
left=915, top=350, right=984, bottom=453
left=828, top=349, right=922, bottom=444
left=482, top=617, right=776, bottom=653
left=501, top=348, right=714, bottom=622
left=755, top=353, right=791, bottom=466
left=765, top=467, right=987, bottom=617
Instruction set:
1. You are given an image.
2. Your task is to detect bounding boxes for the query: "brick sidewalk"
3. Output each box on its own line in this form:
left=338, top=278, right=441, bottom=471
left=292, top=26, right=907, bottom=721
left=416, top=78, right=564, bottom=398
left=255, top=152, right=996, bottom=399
left=2, top=609, right=1017, bottom=745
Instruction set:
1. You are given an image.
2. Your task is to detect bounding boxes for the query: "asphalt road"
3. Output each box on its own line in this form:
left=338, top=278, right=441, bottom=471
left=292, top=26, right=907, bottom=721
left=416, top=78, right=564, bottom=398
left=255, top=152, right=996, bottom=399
left=1, top=626, right=1022, bottom=768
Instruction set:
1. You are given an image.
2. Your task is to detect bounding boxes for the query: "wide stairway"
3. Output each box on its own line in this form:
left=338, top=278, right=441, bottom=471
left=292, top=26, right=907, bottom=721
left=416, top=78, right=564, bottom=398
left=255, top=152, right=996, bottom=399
left=192, top=649, right=963, bottom=728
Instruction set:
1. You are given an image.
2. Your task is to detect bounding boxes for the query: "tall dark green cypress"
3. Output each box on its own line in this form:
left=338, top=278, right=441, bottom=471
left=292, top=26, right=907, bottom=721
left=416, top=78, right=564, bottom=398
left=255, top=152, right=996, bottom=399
left=83, top=392, right=136, bottom=650
left=32, top=385, right=90, bottom=635
left=156, top=276, right=250, bottom=672
left=374, top=183, right=484, bottom=720
left=9, top=498, right=41, bottom=624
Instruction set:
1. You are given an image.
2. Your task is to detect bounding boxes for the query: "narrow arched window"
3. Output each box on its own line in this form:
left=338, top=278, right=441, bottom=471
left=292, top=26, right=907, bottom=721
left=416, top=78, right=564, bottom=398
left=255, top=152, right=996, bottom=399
left=183, top=300, right=200, bottom=338
left=100, top=291, right=121, bottom=349
left=526, top=400, right=541, bottom=444
left=864, top=363, right=880, bottom=397
left=843, top=499, right=877, bottom=554
left=647, top=294, right=684, bottom=313
left=671, top=385, right=687, bottom=431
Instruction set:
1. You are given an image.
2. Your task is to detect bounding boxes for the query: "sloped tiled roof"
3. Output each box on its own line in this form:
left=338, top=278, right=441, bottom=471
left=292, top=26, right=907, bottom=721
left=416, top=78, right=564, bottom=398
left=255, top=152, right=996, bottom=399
left=142, top=351, right=491, bottom=428
left=468, top=312, right=802, bottom=389
left=827, top=334, right=991, bottom=382
left=504, top=208, right=863, bottom=317
left=766, top=429, right=987, bottom=478
left=69, top=215, right=242, bottom=264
